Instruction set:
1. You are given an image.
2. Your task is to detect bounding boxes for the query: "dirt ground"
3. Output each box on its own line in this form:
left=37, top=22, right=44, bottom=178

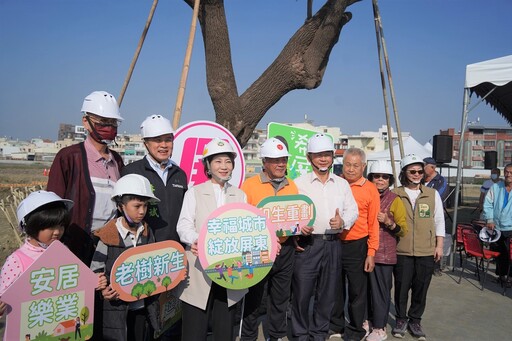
left=0, top=161, right=50, bottom=266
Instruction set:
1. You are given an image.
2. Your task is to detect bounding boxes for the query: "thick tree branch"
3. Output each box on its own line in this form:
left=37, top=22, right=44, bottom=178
left=184, top=0, right=360, bottom=146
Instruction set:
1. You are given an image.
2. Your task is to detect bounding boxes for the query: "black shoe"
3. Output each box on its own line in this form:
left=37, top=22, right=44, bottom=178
left=408, top=321, right=426, bottom=340
left=433, top=269, right=442, bottom=277
left=392, top=319, right=408, bottom=338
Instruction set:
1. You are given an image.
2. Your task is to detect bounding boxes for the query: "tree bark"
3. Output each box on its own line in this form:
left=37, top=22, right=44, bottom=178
left=184, top=0, right=360, bottom=147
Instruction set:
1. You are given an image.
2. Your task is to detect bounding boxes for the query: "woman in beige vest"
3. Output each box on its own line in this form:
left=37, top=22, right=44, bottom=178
left=176, top=138, right=247, bottom=340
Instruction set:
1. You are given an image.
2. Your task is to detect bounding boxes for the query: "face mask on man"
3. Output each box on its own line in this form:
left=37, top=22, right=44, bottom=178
left=86, top=116, right=118, bottom=144
left=94, top=125, right=117, bottom=142
left=491, top=174, right=499, bottom=180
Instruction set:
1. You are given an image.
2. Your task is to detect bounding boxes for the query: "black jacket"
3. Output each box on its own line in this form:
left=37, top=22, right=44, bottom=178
left=122, top=157, right=188, bottom=242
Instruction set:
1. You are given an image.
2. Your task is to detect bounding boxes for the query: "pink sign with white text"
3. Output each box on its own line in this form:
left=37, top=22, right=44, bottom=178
left=1, top=241, right=98, bottom=341
left=173, top=121, right=245, bottom=188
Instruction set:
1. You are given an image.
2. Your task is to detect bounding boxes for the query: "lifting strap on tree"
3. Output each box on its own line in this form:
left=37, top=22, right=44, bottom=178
left=118, top=0, right=160, bottom=107
left=372, top=0, right=404, bottom=179
left=172, top=0, right=201, bottom=130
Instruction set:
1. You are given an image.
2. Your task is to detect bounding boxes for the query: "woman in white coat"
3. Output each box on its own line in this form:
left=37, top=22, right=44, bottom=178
left=176, top=138, right=247, bottom=340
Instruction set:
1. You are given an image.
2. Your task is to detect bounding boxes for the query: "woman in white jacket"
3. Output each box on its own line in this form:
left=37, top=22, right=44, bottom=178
left=176, top=138, right=247, bottom=340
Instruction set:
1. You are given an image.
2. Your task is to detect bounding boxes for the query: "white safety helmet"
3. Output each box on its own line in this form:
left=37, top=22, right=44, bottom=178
left=260, top=138, right=290, bottom=159
left=202, top=138, right=237, bottom=160
left=400, top=154, right=424, bottom=170
left=112, top=174, right=160, bottom=203
left=479, top=227, right=501, bottom=243
left=307, top=133, right=334, bottom=154
left=140, top=115, right=175, bottom=138
left=81, top=91, right=123, bottom=121
left=17, top=191, right=73, bottom=228
left=369, top=161, right=393, bottom=175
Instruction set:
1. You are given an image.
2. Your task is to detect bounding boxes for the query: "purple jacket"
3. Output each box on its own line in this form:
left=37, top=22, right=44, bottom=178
left=374, top=189, right=401, bottom=264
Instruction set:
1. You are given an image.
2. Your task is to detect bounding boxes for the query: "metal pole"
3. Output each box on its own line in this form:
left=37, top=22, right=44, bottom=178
left=172, top=0, right=201, bottom=130
left=118, top=0, right=159, bottom=106
left=450, top=85, right=497, bottom=268
left=450, top=88, right=470, bottom=268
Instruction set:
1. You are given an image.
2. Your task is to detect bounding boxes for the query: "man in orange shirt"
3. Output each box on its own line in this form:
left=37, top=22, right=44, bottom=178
left=329, top=147, right=380, bottom=341
left=241, top=137, right=299, bottom=341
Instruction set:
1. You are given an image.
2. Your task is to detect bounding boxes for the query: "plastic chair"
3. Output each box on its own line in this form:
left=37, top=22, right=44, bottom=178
left=453, top=223, right=475, bottom=271
left=503, top=238, right=512, bottom=296
left=458, top=229, right=500, bottom=291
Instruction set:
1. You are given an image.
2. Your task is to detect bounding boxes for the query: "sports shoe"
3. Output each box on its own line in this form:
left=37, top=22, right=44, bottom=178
left=408, top=321, right=426, bottom=340
left=391, top=319, right=408, bottom=338
left=363, top=320, right=371, bottom=337
left=366, top=327, right=387, bottom=341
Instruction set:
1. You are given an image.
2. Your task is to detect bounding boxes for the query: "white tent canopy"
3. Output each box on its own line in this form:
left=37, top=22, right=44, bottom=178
left=367, top=136, right=431, bottom=161
left=451, top=55, right=512, bottom=263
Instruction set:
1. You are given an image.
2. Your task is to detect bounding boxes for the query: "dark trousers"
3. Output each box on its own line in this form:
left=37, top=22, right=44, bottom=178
left=494, top=230, right=512, bottom=276
left=393, top=255, right=435, bottom=323
left=330, top=236, right=368, bottom=341
left=367, top=264, right=394, bottom=329
left=181, top=283, right=236, bottom=340
left=291, top=236, right=342, bottom=341
left=127, top=308, right=150, bottom=341
left=241, top=239, right=295, bottom=340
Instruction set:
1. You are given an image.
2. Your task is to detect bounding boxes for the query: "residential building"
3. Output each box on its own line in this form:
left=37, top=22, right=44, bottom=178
left=440, top=125, right=512, bottom=168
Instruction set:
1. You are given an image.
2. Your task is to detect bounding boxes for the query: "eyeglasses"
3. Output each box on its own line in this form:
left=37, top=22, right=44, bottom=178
left=407, top=169, right=424, bottom=175
left=146, top=136, right=174, bottom=144
left=372, top=173, right=390, bottom=180
left=86, top=115, right=119, bottom=127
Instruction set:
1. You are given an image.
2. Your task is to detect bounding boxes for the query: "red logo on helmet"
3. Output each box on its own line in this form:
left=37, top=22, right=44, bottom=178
left=277, top=144, right=283, bottom=150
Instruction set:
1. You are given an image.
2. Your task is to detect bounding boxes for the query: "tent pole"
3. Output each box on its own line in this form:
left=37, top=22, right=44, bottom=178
left=450, top=85, right=498, bottom=268
left=450, top=88, right=470, bottom=268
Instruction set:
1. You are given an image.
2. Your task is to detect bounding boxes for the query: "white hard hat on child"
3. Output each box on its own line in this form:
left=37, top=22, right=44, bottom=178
left=369, top=161, right=393, bottom=175
left=81, top=91, right=123, bottom=121
left=17, top=191, right=73, bottom=228
left=400, top=154, right=424, bottom=170
left=260, top=138, right=290, bottom=159
left=479, top=226, right=501, bottom=243
left=112, top=174, right=160, bottom=202
left=140, top=115, right=175, bottom=138
left=202, top=138, right=237, bottom=159
left=307, top=134, right=334, bottom=153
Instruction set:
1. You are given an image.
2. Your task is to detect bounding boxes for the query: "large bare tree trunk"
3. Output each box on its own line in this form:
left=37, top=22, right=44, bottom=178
left=184, top=0, right=360, bottom=147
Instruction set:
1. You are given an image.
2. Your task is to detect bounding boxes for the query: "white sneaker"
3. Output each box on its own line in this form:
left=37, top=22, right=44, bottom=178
left=366, top=328, right=387, bottom=341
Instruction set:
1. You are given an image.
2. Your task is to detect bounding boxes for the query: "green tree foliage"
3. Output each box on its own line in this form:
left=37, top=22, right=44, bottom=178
left=80, top=306, right=90, bottom=324
left=132, top=283, right=144, bottom=299
left=162, top=276, right=172, bottom=289
left=143, top=280, right=157, bottom=297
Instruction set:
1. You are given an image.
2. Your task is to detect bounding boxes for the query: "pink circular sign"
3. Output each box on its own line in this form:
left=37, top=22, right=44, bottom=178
left=173, top=120, right=245, bottom=188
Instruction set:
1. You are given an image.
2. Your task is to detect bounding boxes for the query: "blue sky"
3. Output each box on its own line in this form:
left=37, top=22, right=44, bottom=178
left=1, top=0, right=511, bottom=144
